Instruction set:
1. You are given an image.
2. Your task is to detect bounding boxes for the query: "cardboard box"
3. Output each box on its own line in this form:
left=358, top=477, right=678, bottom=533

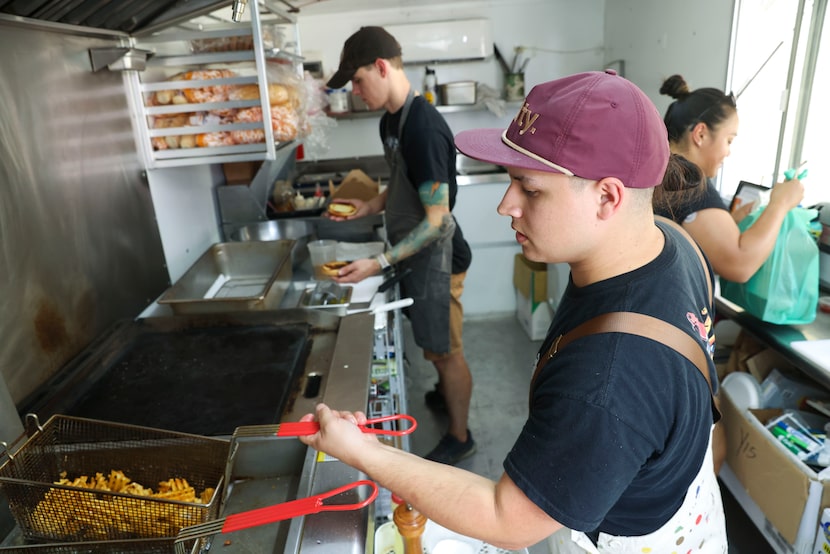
left=722, top=389, right=830, bottom=548
left=223, top=161, right=262, bottom=185
left=513, top=254, right=552, bottom=340
left=331, top=169, right=380, bottom=201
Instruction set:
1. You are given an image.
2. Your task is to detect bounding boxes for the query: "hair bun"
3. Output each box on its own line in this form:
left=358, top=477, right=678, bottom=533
left=660, top=74, right=691, bottom=100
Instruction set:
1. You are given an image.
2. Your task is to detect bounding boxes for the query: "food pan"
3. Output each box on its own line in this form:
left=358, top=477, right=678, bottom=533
left=0, top=415, right=228, bottom=543
left=298, top=281, right=353, bottom=315
left=438, top=81, right=477, bottom=105
left=158, top=241, right=293, bottom=314
left=230, top=220, right=314, bottom=269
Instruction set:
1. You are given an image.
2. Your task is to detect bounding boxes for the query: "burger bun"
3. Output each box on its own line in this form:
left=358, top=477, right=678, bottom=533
left=321, top=260, right=348, bottom=276
left=327, top=202, right=357, bottom=217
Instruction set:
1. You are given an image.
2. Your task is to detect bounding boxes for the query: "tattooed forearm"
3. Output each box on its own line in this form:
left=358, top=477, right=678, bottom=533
left=387, top=213, right=454, bottom=264
left=385, top=180, right=454, bottom=265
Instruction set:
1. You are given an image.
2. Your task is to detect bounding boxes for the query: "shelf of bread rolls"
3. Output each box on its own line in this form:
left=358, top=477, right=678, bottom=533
left=125, top=1, right=305, bottom=169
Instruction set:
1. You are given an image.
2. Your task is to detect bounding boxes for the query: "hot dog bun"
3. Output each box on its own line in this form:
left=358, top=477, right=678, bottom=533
left=327, top=202, right=357, bottom=217
left=321, top=261, right=348, bottom=276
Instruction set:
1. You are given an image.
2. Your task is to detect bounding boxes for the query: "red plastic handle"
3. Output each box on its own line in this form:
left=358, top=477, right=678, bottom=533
left=275, top=414, right=417, bottom=437
left=221, top=480, right=378, bottom=534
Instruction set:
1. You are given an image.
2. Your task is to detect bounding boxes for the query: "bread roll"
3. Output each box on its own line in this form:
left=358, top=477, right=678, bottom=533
left=327, top=202, right=357, bottom=217
left=321, top=261, right=348, bottom=276
left=229, top=83, right=291, bottom=106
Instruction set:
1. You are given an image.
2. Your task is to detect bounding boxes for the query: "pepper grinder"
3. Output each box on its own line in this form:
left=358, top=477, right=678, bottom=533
left=392, top=494, right=426, bottom=554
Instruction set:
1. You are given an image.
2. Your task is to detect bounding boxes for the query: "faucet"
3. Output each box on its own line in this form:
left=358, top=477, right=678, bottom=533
left=231, top=0, right=248, bottom=22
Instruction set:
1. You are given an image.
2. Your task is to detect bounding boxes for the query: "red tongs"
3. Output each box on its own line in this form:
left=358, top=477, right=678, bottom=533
left=175, top=480, right=378, bottom=543
left=264, top=413, right=417, bottom=437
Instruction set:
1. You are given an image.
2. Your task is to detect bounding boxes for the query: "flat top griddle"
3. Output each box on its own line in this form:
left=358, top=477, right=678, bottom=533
left=67, top=325, right=309, bottom=436
left=20, top=311, right=339, bottom=438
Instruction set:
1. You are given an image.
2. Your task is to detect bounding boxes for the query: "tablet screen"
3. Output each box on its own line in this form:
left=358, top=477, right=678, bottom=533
left=730, top=181, right=770, bottom=213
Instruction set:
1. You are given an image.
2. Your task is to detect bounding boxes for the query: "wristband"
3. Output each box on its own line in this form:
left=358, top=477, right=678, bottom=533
left=375, top=253, right=391, bottom=270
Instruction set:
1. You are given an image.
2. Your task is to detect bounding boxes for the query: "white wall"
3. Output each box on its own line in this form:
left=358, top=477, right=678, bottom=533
left=299, top=0, right=606, bottom=159
left=604, top=0, right=735, bottom=116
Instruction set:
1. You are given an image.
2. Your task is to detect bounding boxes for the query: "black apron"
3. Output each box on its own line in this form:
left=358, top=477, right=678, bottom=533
left=383, top=91, right=454, bottom=354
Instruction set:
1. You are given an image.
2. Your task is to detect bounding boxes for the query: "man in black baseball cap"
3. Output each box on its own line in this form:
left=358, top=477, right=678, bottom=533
left=323, top=26, right=476, bottom=467
left=326, top=26, right=402, bottom=89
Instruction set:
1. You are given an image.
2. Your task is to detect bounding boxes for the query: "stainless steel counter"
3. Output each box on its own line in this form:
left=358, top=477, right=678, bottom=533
left=1, top=265, right=386, bottom=553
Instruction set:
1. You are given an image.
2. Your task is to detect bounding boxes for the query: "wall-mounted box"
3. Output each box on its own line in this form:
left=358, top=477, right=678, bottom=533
left=385, top=19, right=492, bottom=63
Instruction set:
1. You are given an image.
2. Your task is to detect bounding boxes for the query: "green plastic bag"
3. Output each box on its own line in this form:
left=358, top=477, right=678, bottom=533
left=720, top=206, right=819, bottom=324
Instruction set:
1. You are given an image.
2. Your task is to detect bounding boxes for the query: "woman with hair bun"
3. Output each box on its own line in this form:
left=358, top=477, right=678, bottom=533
left=653, top=74, right=804, bottom=283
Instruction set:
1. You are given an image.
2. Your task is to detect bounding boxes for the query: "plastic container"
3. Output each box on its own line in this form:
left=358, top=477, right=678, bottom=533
left=423, top=67, right=437, bottom=105
left=327, top=88, right=350, bottom=113
left=438, top=81, right=477, bottom=105
left=307, top=239, right=337, bottom=279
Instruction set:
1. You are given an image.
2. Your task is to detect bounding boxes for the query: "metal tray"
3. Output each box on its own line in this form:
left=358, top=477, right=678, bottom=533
left=0, top=415, right=228, bottom=543
left=298, top=282, right=353, bottom=316
left=158, top=241, right=293, bottom=314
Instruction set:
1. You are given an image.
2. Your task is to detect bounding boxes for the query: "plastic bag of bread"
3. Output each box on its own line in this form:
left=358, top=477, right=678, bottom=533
left=147, top=70, right=238, bottom=116
left=230, top=105, right=299, bottom=144
left=148, top=88, right=188, bottom=106
left=195, top=131, right=235, bottom=148
left=190, top=35, right=254, bottom=53
left=150, top=114, right=196, bottom=150
left=179, top=69, right=236, bottom=104
left=229, top=82, right=297, bottom=107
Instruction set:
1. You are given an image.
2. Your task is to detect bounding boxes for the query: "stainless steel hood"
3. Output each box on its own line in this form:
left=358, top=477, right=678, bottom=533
left=0, top=0, right=229, bottom=35
left=0, top=0, right=321, bottom=36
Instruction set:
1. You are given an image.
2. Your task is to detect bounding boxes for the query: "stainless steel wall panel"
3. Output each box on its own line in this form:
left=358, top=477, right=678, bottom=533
left=0, top=22, right=168, bottom=427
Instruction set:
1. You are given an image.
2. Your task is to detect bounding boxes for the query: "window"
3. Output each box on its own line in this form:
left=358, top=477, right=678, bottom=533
left=722, top=0, right=827, bottom=207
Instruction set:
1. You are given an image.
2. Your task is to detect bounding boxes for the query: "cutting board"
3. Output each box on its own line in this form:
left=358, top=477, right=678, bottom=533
left=789, top=339, right=830, bottom=373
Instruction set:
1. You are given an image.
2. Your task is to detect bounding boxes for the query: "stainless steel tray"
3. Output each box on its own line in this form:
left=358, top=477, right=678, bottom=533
left=158, top=241, right=293, bottom=314
left=298, top=282, right=353, bottom=316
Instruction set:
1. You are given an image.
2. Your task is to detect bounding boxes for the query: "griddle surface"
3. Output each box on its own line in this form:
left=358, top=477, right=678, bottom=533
left=67, top=324, right=309, bottom=436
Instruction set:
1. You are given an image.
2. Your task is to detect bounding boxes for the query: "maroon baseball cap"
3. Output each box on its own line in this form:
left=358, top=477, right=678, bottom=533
left=327, top=26, right=402, bottom=89
left=455, top=70, right=669, bottom=188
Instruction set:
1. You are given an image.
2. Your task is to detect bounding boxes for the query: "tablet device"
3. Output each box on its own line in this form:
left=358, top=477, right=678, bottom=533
left=729, top=181, right=770, bottom=213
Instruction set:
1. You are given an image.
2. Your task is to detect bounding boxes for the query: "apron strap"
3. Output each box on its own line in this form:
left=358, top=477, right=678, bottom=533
left=530, top=220, right=720, bottom=421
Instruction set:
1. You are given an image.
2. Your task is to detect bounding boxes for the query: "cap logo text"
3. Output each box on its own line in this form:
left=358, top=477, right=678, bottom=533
left=514, top=103, right=539, bottom=136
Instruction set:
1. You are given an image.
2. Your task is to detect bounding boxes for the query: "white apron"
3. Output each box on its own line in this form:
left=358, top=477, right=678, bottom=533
left=547, top=426, right=727, bottom=554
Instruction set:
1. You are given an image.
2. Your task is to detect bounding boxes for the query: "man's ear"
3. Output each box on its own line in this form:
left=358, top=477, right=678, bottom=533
left=375, top=58, right=388, bottom=77
left=596, top=177, right=624, bottom=220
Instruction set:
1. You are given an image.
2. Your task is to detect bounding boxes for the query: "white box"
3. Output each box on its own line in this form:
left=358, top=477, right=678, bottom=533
left=385, top=19, right=492, bottom=63
left=814, top=507, right=830, bottom=553
left=515, top=290, right=552, bottom=341
left=513, top=254, right=552, bottom=341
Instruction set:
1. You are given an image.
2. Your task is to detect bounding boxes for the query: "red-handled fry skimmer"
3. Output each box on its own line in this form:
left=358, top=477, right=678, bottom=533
left=275, top=413, right=417, bottom=437
left=174, top=480, right=378, bottom=547
left=233, top=413, right=417, bottom=439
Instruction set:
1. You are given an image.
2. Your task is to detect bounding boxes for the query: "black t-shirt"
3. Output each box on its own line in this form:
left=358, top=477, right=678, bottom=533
left=381, top=96, right=472, bottom=274
left=654, top=178, right=728, bottom=224
left=504, top=221, right=717, bottom=537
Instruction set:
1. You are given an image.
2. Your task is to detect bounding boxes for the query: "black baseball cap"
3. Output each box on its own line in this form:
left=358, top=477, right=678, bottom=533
left=326, top=26, right=402, bottom=89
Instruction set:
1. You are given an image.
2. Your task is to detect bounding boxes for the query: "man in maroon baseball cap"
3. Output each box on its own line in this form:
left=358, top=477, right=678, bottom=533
left=299, top=71, right=727, bottom=552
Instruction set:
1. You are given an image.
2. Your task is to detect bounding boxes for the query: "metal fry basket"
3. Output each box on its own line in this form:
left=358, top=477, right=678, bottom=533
left=0, top=415, right=228, bottom=543
left=0, top=538, right=198, bottom=553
